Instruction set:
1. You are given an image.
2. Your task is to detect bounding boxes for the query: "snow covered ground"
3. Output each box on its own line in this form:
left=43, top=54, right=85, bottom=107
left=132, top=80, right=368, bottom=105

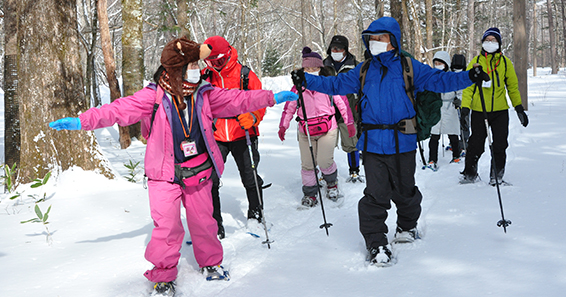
left=1, top=68, right=566, bottom=297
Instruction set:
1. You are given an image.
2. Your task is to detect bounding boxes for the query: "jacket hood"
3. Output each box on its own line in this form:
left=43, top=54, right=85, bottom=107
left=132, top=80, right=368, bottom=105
left=361, top=17, right=402, bottom=52
left=433, top=51, right=451, bottom=69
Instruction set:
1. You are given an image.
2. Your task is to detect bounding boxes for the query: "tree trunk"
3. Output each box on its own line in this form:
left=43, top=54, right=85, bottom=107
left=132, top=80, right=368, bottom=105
left=533, top=2, right=538, bottom=77
left=122, top=0, right=144, bottom=140
left=547, top=0, right=558, bottom=74
left=391, top=0, right=403, bottom=46
left=375, top=0, right=384, bottom=18
left=514, top=0, right=528, bottom=109
left=468, top=0, right=475, bottom=62
left=16, top=0, right=114, bottom=183
left=176, top=0, right=191, bottom=38
left=98, top=0, right=131, bottom=149
left=86, top=0, right=101, bottom=108
left=561, top=0, right=566, bottom=68
left=425, top=0, right=433, bottom=65
left=400, top=0, right=412, bottom=53
left=4, top=0, right=21, bottom=177
left=406, top=0, right=423, bottom=60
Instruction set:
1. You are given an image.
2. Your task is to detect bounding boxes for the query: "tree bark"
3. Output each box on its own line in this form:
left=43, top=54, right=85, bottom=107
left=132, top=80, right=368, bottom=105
left=533, top=2, right=538, bottom=77
left=547, top=0, right=558, bottom=74
left=468, top=0, right=475, bottom=62
left=122, top=0, right=144, bottom=140
left=514, top=0, right=528, bottom=109
left=425, top=0, right=433, bottom=65
left=4, top=0, right=21, bottom=176
left=98, top=0, right=131, bottom=149
left=16, top=0, right=114, bottom=183
left=176, top=0, right=191, bottom=38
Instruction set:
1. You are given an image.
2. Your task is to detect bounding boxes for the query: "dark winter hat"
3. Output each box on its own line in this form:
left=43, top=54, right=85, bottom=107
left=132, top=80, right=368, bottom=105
left=302, top=47, right=324, bottom=68
left=327, top=35, right=349, bottom=55
left=160, top=37, right=212, bottom=97
left=451, top=54, right=467, bottom=71
left=482, top=27, right=502, bottom=45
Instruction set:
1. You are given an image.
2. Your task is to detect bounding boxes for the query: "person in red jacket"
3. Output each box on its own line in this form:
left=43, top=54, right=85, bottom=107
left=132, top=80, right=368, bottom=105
left=202, top=36, right=267, bottom=238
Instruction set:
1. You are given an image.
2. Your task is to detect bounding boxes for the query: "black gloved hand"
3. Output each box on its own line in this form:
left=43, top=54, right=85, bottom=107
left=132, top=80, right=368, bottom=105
left=453, top=98, right=462, bottom=109
left=468, top=65, right=490, bottom=83
left=515, top=104, right=529, bottom=127
left=291, top=69, right=306, bottom=88
left=460, top=107, right=470, bottom=127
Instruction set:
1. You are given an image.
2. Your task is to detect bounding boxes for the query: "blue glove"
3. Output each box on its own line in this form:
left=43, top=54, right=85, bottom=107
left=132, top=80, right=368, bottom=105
left=49, top=117, right=81, bottom=131
left=274, top=91, right=299, bottom=104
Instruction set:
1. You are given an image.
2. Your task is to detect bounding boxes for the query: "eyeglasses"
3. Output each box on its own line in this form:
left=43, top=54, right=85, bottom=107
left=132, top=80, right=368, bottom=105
left=205, top=48, right=231, bottom=70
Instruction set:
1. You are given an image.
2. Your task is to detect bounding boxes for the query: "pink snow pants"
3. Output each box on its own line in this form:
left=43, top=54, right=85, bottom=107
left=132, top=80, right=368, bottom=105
left=144, top=178, right=223, bottom=283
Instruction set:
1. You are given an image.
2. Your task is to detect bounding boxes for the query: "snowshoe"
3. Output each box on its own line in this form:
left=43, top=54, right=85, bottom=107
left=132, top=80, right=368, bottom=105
left=445, top=145, right=452, bottom=151
left=392, top=226, right=420, bottom=244
left=489, top=178, right=512, bottom=187
left=450, top=157, right=461, bottom=164
left=300, top=195, right=318, bottom=208
left=246, top=218, right=272, bottom=238
left=459, top=173, right=478, bottom=184
left=201, top=265, right=230, bottom=281
left=150, top=281, right=175, bottom=297
left=424, top=161, right=438, bottom=172
left=367, top=245, right=394, bottom=267
left=346, top=172, right=365, bottom=183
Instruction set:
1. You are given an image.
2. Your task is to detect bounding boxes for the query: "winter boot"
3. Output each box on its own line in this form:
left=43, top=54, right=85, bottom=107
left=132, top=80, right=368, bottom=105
left=367, top=245, right=394, bottom=267
left=450, top=157, right=461, bottom=164
left=201, top=265, right=230, bottom=281
left=150, top=281, right=175, bottom=297
left=426, top=161, right=438, bottom=171
left=346, top=169, right=364, bottom=183
left=392, top=226, right=420, bottom=244
left=301, top=195, right=318, bottom=207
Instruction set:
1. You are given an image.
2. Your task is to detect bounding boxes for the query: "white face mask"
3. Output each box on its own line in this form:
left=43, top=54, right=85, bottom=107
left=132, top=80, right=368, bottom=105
left=454, top=69, right=463, bottom=73
left=306, top=71, right=319, bottom=76
left=185, top=68, right=201, bottom=83
left=435, top=64, right=445, bottom=71
left=331, top=52, right=345, bottom=62
left=369, top=40, right=390, bottom=56
left=482, top=41, right=499, bottom=53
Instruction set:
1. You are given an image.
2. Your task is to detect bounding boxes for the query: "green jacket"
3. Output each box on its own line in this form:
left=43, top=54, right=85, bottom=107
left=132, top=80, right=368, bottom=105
left=462, top=52, right=522, bottom=112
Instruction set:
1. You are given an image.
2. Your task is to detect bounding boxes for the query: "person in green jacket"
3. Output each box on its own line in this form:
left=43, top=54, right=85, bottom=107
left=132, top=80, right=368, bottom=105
left=460, top=27, right=529, bottom=185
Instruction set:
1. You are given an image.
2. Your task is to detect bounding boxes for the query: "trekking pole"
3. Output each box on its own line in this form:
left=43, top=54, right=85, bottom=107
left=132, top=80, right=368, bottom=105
left=244, top=130, right=274, bottom=248
left=475, top=81, right=512, bottom=233
left=295, top=83, right=333, bottom=236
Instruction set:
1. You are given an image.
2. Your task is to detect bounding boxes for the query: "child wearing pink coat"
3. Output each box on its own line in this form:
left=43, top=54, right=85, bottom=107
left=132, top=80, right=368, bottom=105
left=278, top=47, right=355, bottom=207
left=50, top=37, right=297, bottom=296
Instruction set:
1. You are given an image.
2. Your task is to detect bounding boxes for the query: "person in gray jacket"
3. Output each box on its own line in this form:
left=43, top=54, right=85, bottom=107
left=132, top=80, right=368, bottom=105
left=427, top=51, right=462, bottom=171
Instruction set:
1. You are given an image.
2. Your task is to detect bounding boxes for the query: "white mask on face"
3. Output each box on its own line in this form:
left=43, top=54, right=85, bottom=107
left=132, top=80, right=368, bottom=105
left=369, top=40, right=390, bottom=56
left=454, top=69, right=463, bottom=73
left=331, top=52, right=345, bottom=62
left=435, top=64, right=445, bottom=71
left=185, top=69, right=201, bottom=83
left=306, top=71, right=319, bottom=76
left=482, top=41, right=499, bottom=53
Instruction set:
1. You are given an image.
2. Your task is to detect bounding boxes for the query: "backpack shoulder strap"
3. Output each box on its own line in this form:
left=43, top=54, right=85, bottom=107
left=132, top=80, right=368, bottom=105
left=400, top=54, right=415, bottom=107
left=358, top=59, right=371, bottom=98
left=148, top=85, right=164, bottom=138
left=240, top=64, right=250, bottom=90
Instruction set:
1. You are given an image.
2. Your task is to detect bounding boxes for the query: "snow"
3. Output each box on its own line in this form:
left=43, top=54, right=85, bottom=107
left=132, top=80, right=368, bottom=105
left=1, top=69, right=566, bottom=296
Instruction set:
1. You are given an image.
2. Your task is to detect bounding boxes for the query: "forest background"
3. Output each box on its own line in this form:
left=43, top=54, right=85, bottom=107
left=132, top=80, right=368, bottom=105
left=0, top=0, right=564, bottom=184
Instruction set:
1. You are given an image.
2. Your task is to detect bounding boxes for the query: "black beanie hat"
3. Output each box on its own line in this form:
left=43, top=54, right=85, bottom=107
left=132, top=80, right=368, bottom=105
left=327, top=35, right=349, bottom=55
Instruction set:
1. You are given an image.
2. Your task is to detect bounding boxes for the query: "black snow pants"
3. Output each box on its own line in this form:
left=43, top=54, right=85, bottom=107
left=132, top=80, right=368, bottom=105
left=358, top=150, right=423, bottom=249
left=463, top=110, right=509, bottom=178
left=212, top=137, right=264, bottom=227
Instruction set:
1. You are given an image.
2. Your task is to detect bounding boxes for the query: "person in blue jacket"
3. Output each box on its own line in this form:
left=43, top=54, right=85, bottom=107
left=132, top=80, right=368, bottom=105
left=291, top=16, right=488, bottom=267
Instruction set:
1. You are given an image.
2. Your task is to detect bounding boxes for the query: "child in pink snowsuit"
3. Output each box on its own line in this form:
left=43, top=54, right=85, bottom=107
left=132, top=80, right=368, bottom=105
left=278, top=47, right=355, bottom=207
left=49, top=37, right=297, bottom=295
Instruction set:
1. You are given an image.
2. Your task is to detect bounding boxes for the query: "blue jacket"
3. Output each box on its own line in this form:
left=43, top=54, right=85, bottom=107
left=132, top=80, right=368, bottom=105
left=305, top=17, right=474, bottom=155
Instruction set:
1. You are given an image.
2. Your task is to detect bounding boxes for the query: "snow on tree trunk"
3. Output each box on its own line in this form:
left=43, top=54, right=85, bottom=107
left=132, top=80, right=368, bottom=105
left=16, top=0, right=114, bottom=183
left=98, top=0, right=131, bottom=149
left=4, top=0, right=21, bottom=176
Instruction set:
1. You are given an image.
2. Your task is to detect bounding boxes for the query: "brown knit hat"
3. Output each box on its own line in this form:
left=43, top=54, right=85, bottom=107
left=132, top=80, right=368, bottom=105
left=160, top=37, right=212, bottom=98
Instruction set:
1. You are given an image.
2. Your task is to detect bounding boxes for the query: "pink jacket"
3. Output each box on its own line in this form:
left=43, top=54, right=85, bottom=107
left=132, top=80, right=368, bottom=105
left=79, top=83, right=275, bottom=182
left=279, top=86, right=352, bottom=131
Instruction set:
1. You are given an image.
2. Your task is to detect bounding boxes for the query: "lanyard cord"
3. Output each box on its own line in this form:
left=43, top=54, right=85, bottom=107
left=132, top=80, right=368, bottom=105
left=172, top=95, right=194, bottom=139
left=484, top=52, right=501, bottom=75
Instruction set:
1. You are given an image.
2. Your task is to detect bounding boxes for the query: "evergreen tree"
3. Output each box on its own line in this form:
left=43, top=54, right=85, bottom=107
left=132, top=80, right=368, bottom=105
left=262, top=47, right=282, bottom=77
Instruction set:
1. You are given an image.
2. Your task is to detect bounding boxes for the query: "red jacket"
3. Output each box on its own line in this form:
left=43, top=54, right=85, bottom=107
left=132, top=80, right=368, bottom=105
left=202, top=47, right=266, bottom=142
